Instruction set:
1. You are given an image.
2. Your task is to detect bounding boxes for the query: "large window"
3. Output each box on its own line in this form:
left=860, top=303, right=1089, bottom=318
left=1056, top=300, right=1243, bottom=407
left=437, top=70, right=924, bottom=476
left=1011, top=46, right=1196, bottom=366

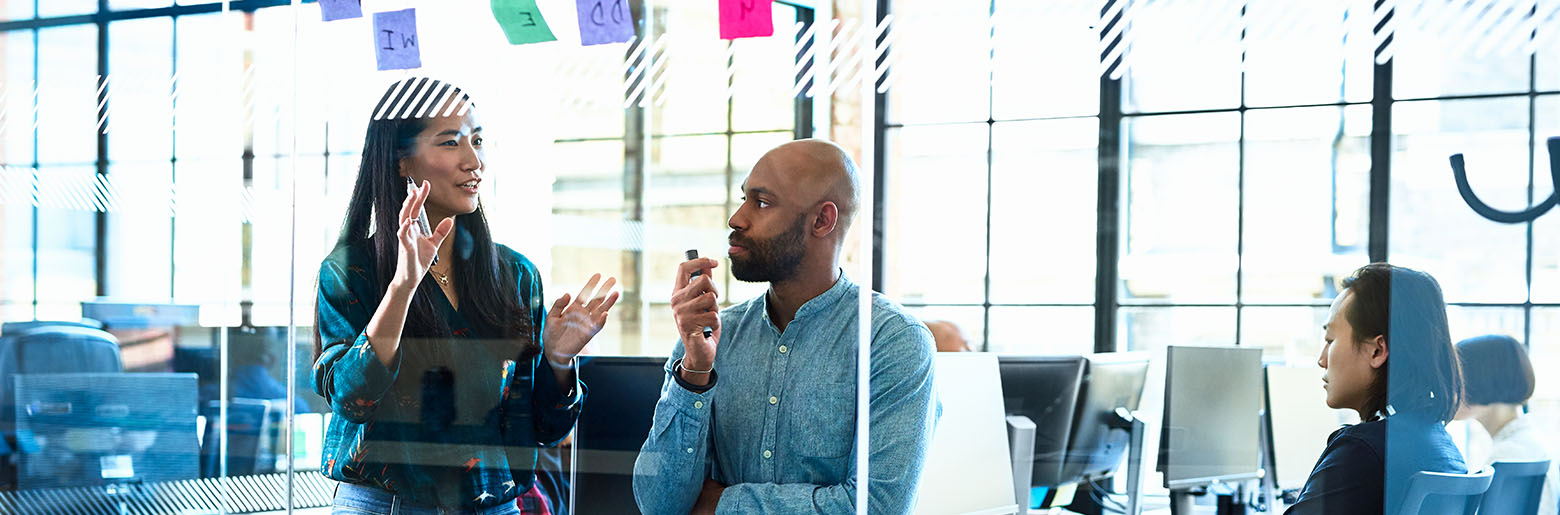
left=881, top=0, right=1559, bottom=493
left=548, top=2, right=814, bottom=356
left=882, top=0, right=1100, bottom=355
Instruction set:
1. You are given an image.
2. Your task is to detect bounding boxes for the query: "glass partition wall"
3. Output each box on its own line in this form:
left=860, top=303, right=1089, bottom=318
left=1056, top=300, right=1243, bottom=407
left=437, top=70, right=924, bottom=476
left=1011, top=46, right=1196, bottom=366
left=0, top=1, right=884, bottom=513
left=2, top=0, right=1555, bottom=513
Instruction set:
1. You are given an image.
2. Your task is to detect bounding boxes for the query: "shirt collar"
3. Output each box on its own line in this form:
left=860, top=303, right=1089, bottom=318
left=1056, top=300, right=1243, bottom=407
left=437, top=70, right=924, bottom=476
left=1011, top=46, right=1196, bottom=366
left=1491, top=414, right=1531, bottom=442
left=757, top=270, right=856, bottom=324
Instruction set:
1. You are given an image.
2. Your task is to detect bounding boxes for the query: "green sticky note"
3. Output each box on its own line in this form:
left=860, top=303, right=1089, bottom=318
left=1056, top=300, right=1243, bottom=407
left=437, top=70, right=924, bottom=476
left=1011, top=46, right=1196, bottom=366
left=492, top=0, right=558, bottom=45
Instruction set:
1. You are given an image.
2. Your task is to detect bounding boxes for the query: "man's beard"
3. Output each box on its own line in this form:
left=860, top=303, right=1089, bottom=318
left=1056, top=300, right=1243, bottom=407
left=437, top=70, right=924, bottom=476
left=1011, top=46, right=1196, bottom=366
left=729, top=213, right=807, bottom=283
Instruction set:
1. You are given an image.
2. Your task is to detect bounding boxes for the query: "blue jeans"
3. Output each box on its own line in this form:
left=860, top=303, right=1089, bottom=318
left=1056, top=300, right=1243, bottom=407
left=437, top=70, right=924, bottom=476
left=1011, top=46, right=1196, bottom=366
left=331, top=482, right=521, bottom=515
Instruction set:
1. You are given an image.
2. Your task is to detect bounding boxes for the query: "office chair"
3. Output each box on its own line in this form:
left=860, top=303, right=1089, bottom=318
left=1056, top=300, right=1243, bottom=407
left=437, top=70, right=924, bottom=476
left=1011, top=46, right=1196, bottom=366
left=1, top=318, right=105, bottom=335
left=0, top=324, right=123, bottom=424
left=0, top=325, right=123, bottom=467
left=199, top=398, right=274, bottom=478
left=1477, top=460, right=1551, bottom=515
left=1397, top=468, right=1494, bottom=515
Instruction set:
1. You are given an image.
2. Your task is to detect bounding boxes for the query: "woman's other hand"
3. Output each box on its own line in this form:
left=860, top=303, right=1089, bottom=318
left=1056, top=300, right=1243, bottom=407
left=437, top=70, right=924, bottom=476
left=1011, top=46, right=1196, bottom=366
left=542, top=274, right=620, bottom=366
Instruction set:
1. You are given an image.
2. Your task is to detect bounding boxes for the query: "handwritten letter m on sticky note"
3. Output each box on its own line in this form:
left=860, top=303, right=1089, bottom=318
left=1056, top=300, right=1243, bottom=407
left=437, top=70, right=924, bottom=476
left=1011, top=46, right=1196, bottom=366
left=492, top=0, right=557, bottom=45
left=720, top=0, right=773, bottom=40
left=575, top=0, right=635, bottom=46
left=374, top=9, right=422, bottom=71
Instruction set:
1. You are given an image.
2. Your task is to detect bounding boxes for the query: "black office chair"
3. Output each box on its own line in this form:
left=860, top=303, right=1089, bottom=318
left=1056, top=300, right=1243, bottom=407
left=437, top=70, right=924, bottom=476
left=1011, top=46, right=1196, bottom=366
left=1, top=318, right=105, bottom=335
left=199, top=398, right=274, bottom=478
left=0, top=324, right=122, bottom=488
left=1477, top=460, right=1551, bottom=515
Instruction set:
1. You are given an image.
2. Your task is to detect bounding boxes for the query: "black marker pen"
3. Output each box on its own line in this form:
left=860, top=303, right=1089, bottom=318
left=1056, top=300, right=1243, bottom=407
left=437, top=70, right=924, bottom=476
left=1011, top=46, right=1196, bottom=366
left=686, top=249, right=713, bottom=338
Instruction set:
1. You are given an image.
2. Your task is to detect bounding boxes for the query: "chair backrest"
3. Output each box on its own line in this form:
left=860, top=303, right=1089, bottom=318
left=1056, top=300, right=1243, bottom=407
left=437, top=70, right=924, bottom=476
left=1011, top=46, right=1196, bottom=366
left=1, top=319, right=104, bottom=335
left=1397, top=468, right=1495, bottom=515
left=1478, top=460, right=1551, bottom=515
left=0, top=325, right=122, bottom=432
left=198, top=398, right=272, bottom=477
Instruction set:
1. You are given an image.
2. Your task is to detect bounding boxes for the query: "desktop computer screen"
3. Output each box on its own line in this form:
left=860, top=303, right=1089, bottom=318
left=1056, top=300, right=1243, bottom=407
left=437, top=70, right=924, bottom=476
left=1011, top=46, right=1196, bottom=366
left=1158, top=345, right=1264, bottom=490
left=1061, top=352, right=1150, bottom=483
left=996, top=355, right=1087, bottom=487
left=574, top=355, right=671, bottom=515
left=14, top=372, right=199, bottom=490
left=1263, top=365, right=1354, bottom=493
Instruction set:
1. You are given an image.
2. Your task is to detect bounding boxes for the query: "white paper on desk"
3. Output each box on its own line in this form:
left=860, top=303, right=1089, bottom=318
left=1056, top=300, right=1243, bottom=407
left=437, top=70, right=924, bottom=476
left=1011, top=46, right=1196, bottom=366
left=914, top=353, right=1020, bottom=515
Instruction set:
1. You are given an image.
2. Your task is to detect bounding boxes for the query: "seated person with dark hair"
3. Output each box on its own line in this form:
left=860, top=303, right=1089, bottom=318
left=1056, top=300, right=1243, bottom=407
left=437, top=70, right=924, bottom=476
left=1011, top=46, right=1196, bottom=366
left=1285, top=263, right=1467, bottom=515
left=1454, top=334, right=1556, bottom=515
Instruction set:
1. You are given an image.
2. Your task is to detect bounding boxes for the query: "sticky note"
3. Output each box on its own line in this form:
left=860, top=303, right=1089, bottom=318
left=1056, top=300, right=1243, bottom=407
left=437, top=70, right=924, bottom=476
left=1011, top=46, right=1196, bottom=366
left=492, top=0, right=558, bottom=45
left=319, top=0, right=361, bottom=22
left=373, top=9, right=422, bottom=71
left=719, top=0, right=773, bottom=40
left=575, top=0, right=635, bottom=46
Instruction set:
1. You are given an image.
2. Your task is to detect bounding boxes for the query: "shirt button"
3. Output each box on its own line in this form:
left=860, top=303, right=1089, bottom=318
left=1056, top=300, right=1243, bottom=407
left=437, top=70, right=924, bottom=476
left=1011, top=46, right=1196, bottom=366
left=778, top=345, right=788, bottom=354
left=686, top=448, right=694, bottom=454
left=768, top=396, right=778, bottom=405
left=763, top=450, right=772, bottom=459
left=693, top=401, right=704, bottom=409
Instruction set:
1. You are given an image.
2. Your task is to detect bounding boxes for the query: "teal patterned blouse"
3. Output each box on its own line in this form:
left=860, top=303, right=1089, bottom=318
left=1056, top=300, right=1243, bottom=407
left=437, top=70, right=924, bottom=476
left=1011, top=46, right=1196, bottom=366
left=310, top=238, right=582, bottom=510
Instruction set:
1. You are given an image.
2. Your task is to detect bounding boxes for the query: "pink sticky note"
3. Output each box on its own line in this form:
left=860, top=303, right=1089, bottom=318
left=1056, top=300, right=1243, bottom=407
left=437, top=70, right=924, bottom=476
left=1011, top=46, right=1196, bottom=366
left=719, top=0, right=773, bottom=40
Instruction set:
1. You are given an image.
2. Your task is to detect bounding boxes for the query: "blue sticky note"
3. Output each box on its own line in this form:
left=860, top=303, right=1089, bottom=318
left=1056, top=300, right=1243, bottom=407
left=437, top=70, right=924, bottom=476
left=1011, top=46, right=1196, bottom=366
left=319, top=0, right=361, bottom=22
left=373, top=9, right=422, bottom=71
left=575, top=0, right=635, bottom=46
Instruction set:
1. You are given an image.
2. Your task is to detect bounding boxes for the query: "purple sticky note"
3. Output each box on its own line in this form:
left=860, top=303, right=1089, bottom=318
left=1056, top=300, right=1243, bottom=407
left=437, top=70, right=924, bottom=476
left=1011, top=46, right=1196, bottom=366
left=719, top=0, right=773, bottom=40
left=373, top=9, right=422, bottom=71
left=575, top=0, right=635, bottom=46
left=319, top=0, right=361, bottom=22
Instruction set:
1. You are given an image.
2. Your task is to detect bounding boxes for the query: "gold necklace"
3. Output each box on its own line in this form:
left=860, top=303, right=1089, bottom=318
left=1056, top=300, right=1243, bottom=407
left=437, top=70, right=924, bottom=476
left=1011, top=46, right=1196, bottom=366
left=429, top=267, right=450, bottom=286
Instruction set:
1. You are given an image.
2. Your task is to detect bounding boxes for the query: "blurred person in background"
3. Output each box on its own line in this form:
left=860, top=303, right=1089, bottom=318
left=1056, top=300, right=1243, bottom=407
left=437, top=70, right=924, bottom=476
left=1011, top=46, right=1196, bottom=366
left=1454, top=334, right=1556, bottom=515
left=925, top=320, right=972, bottom=352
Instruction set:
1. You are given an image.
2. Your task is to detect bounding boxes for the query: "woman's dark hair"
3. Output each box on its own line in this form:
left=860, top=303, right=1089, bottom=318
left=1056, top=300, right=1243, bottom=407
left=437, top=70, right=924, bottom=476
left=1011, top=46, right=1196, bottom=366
left=1340, top=263, right=1463, bottom=422
left=1456, top=334, right=1535, bottom=405
left=312, top=78, right=532, bottom=361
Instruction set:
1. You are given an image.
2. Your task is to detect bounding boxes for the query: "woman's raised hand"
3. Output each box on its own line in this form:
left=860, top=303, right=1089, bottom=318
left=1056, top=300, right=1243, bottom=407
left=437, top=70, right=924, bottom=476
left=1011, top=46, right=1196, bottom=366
left=392, top=180, right=454, bottom=292
left=542, top=274, right=620, bottom=366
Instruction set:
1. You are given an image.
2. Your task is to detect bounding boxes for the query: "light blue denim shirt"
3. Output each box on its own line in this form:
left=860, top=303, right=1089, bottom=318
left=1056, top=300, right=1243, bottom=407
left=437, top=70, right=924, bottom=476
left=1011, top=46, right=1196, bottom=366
left=632, top=274, right=939, bottom=514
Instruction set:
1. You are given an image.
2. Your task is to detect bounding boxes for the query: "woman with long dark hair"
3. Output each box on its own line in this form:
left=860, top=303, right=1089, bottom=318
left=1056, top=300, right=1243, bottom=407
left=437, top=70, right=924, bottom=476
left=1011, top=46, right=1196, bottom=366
left=1285, top=263, right=1465, bottom=514
left=311, top=77, right=617, bottom=514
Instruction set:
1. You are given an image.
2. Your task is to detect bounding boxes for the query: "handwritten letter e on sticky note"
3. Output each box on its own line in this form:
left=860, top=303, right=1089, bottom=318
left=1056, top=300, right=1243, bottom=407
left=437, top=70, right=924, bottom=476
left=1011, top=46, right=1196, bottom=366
left=575, top=0, right=635, bottom=46
left=319, top=0, right=361, bottom=22
left=492, top=0, right=557, bottom=45
left=374, top=9, right=422, bottom=71
left=720, top=0, right=773, bottom=40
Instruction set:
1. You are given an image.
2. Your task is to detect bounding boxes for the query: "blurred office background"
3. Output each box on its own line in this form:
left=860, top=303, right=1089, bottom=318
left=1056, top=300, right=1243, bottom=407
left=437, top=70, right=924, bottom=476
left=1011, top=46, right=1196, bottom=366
left=0, top=0, right=1554, bottom=513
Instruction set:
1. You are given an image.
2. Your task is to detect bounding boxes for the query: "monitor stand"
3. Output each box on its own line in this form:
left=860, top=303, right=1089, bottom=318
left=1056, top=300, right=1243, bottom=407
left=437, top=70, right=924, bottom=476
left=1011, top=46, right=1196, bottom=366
left=1169, top=489, right=1197, bottom=515
left=1066, top=408, right=1145, bottom=515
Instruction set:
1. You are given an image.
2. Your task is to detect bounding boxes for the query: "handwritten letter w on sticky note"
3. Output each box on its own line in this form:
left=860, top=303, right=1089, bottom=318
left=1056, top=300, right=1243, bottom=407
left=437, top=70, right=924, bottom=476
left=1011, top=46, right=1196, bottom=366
left=319, top=0, right=361, bottom=22
left=575, top=0, right=635, bottom=46
left=720, top=0, right=773, bottom=40
left=374, top=9, right=422, bottom=71
left=492, top=0, right=558, bottom=45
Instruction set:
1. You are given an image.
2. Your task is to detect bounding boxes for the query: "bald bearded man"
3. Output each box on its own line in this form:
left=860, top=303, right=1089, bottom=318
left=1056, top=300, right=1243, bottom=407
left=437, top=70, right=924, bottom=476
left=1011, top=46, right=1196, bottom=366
left=632, top=139, right=940, bottom=514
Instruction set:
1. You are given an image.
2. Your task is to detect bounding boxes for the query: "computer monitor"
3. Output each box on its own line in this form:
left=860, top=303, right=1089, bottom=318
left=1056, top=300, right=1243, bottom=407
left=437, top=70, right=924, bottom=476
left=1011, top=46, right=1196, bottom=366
left=14, top=372, right=199, bottom=490
left=1263, top=365, right=1354, bottom=493
left=996, top=355, right=1087, bottom=487
left=1061, top=352, right=1150, bottom=482
left=1158, top=345, right=1264, bottom=490
left=574, top=355, right=670, bottom=515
